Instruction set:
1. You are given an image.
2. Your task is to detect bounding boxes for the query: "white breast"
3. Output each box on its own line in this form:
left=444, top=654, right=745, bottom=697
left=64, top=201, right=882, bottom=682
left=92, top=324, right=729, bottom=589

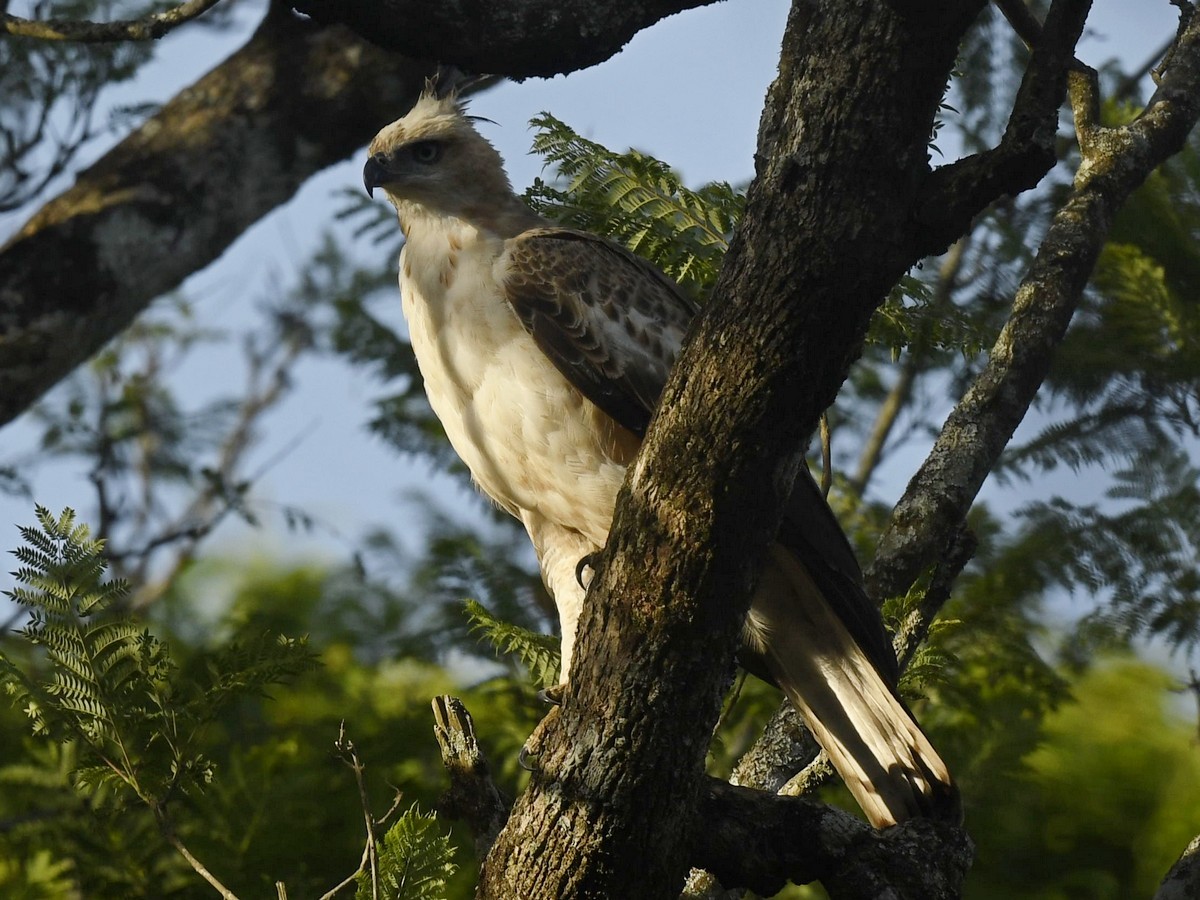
left=398, top=220, right=626, bottom=548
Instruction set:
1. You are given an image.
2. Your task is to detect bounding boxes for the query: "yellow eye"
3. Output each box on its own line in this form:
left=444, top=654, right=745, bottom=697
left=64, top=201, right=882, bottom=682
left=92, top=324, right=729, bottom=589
left=411, top=141, right=443, bottom=164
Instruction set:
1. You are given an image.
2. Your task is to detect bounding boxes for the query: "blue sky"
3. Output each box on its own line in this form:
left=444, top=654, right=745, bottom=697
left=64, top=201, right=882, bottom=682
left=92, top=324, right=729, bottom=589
left=0, top=0, right=1186, bottom=620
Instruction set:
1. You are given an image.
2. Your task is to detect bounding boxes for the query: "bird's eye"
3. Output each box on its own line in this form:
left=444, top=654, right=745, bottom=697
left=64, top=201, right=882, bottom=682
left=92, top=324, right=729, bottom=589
left=410, top=141, right=443, bottom=164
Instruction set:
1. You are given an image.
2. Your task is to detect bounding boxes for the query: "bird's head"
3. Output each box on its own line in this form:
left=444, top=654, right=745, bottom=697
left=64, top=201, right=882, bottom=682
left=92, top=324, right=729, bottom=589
left=364, top=90, right=513, bottom=223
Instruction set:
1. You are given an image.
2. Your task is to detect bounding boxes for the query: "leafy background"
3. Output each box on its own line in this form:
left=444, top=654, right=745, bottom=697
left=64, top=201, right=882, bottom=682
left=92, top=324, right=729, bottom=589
left=2, top=2, right=1199, bottom=899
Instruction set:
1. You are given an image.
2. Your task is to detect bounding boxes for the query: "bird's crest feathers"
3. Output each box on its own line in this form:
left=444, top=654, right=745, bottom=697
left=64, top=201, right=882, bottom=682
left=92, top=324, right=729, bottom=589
left=367, top=89, right=473, bottom=158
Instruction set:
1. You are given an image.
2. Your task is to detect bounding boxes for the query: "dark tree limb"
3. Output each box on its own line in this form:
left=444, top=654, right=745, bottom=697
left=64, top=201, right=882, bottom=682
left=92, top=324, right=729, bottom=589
left=432, top=695, right=972, bottom=900
left=476, top=2, right=984, bottom=897
left=695, top=780, right=972, bottom=900
left=0, top=8, right=430, bottom=429
left=911, top=0, right=1093, bottom=258
left=868, top=12, right=1200, bottom=603
left=289, top=0, right=721, bottom=78
left=1156, top=834, right=1200, bottom=900
left=2, top=0, right=223, bottom=42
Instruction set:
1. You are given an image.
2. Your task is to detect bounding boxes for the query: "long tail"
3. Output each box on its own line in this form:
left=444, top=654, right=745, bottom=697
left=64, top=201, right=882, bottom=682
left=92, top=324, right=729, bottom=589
left=747, top=544, right=960, bottom=828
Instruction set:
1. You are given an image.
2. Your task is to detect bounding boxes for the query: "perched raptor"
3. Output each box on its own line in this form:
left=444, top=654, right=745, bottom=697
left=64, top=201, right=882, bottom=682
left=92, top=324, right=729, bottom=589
left=364, top=88, right=958, bottom=828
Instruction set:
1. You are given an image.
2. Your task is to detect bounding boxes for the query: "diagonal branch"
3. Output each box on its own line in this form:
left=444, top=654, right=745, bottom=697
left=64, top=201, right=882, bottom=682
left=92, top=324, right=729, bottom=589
left=1156, top=834, right=1200, bottom=900
left=2, top=0, right=224, bottom=42
left=288, top=0, right=722, bottom=78
left=911, top=0, right=1093, bottom=258
left=0, top=8, right=432, bottom=430
left=868, top=11, right=1200, bottom=603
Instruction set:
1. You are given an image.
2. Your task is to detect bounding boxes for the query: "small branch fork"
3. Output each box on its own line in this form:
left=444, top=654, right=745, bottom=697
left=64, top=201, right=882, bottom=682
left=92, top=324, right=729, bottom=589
left=911, top=0, right=1093, bottom=257
left=319, top=723, right=407, bottom=900
left=871, top=3, right=1200, bottom=603
left=2, top=0, right=223, bottom=42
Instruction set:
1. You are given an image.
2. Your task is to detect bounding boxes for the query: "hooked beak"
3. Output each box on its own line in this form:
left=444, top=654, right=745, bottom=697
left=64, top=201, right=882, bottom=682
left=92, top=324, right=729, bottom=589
left=363, top=153, right=391, bottom=198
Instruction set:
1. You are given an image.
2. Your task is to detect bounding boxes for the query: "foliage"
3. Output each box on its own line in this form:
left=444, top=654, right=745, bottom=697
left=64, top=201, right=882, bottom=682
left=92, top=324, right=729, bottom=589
left=465, top=599, right=560, bottom=688
left=355, top=804, right=457, bottom=900
left=1, top=506, right=313, bottom=806
left=524, top=112, right=743, bottom=300
left=962, top=659, right=1200, bottom=900
left=3, top=7, right=1200, bottom=897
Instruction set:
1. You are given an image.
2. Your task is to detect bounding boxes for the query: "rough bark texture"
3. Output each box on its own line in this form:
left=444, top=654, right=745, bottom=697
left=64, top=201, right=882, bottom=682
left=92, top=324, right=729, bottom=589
left=431, top=696, right=511, bottom=860
left=434, top=693, right=973, bottom=897
left=695, top=780, right=972, bottom=898
left=0, top=7, right=428, bottom=428
left=1155, top=834, right=1200, bottom=900
left=476, top=2, right=988, bottom=897
left=290, top=0, right=719, bottom=78
left=867, top=12, right=1200, bottom=604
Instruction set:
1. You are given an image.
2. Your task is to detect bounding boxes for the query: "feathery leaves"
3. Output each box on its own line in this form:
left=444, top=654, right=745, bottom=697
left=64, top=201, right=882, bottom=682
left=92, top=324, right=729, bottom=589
left=355, top=804, right=457, bottom=900
left=465, top=599, right=560, bottom=687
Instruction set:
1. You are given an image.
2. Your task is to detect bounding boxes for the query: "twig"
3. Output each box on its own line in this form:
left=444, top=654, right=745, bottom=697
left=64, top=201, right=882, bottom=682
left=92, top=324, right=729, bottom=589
left=332, top=723, right=383, bottom=900
left=157, top=807, right=242, bottom=900
left=2, top=0, right=223, bottom=42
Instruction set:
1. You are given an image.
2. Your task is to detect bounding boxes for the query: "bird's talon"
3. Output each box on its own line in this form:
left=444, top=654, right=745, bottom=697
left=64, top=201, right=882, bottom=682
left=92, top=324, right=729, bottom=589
left=575, top=552, right=599, bottom=589
left=518, top=745, right=538, bottom=772
left=537, top=684, right=565, bottom=706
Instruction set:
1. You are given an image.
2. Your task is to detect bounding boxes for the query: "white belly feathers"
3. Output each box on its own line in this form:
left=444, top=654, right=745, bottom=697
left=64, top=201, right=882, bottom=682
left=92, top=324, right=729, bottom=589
left=398, top=222, right=626, bottom=549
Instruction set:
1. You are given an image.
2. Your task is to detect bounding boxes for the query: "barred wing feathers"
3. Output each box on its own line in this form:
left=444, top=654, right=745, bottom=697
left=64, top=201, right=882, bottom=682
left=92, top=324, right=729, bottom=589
left=497, top=226, right=897, bottom=684
left=499, top=227, right=695, bottom=438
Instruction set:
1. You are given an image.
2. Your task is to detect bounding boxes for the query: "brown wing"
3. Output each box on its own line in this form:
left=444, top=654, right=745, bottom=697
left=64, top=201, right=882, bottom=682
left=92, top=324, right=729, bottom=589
left=498, top=227, right=697, bottom=436
left=499, top=226, right=898, bottom=685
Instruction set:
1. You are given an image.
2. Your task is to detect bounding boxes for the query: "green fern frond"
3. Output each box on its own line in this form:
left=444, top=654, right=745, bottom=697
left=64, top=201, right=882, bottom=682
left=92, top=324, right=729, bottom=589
left=1, top=507, right=141, bottom=748
left=525, top=113, right=743, bottom=299
left=355, top=803, right=457, bottom=900
left=202, top=631, right=318, bottom=705
left=464, top=599, right=561, bottom=687
left=1, top=506, right=316, bottom=808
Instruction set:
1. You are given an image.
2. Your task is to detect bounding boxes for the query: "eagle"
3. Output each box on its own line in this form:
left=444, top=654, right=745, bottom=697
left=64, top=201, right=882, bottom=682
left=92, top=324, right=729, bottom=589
left=363, top=88, right=958, bottom=829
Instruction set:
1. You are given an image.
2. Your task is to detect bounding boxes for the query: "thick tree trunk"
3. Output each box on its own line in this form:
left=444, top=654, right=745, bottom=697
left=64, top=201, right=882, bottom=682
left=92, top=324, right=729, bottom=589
left=476, top=2, right=988, bottom=897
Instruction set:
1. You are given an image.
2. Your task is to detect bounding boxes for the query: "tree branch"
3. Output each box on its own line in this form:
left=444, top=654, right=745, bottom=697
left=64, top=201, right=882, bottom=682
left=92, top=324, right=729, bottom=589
left=1156, top=834, right=1200, bottom=900
left=289, top=0, right=720, bottom=78
left=911, top=0, right=1092, bottom=258
left=430, top=696, right=510, bottom=860
left=2, top=0, right=223, bottom=42
left=693, top=779, right=972, bottom=899
left=477, top=2, right=985, bottom=897
left=869, top=13, right=1200, bottom=603
left=0, top=8, right=432, bottom=430
left=432, top=695, right=971, bottom=900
